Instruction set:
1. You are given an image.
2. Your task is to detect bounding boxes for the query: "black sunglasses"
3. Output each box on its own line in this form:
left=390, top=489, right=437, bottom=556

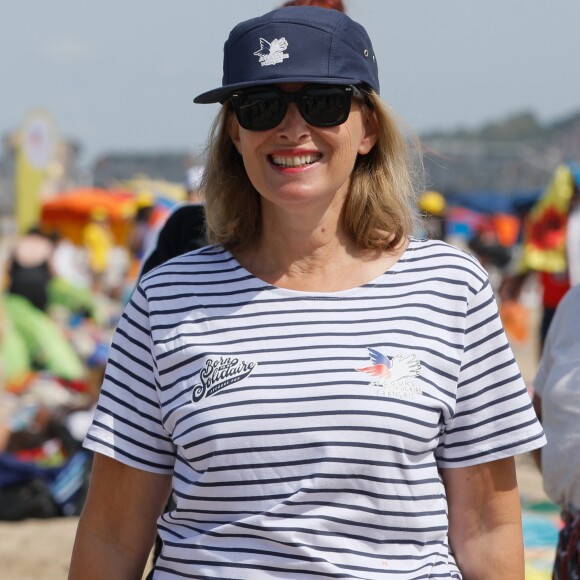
left=230, top=84, right=366, bottom=131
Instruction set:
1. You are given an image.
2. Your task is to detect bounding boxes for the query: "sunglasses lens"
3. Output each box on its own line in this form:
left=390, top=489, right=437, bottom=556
left=232, top=86, right=353, bottom=131
left=234, top=90, right=285, bottom=131
left=299, top=87, right=351, bottom=127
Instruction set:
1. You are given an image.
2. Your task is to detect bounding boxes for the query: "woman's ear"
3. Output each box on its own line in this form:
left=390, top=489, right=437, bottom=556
left=358, top=110, right=379, bottom=155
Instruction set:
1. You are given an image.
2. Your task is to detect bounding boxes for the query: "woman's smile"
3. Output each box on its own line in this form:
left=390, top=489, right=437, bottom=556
left=268, top=151, right=322, bottom=169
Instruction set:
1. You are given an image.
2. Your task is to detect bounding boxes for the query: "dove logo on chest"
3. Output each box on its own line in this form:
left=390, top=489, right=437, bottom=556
left=254, top=37, right=289, bottom=66
left=357, top=347, right=423, bottom=399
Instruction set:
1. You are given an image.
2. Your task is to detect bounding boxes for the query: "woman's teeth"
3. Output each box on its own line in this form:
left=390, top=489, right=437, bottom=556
left=270, top=154, right=321, bottom=167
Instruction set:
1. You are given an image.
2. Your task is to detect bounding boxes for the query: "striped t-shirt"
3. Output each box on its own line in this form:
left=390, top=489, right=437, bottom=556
left=85, top=237, right=545, bottom=579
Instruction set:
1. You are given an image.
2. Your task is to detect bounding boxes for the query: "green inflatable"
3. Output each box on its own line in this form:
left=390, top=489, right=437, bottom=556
left=48, top=277, right=96, bottom=318
left=3, top=294, right=85, bottom=381
left=0, top=310, right=31, bottom=382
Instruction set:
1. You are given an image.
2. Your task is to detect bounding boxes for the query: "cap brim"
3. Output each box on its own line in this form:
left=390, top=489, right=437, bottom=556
left=193, top=76, right=366, bottom=104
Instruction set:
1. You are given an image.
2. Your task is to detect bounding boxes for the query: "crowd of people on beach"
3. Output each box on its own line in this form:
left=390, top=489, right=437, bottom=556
left=0, top=219, right=126, bottom=520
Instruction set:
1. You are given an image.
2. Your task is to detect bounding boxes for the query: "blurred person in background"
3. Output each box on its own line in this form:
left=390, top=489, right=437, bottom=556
left=139, top=166, right=207, bottom=278
left=566, top=181, right=580, bottom=287
left=500, top=166, right=579, bottom=354
left=51, top=231, right=91, bottom=290
left=532, top=284, right=580, bottom=579
left=416, top=189, right=447, bottom=241
left=127, top=193, right=156, bottom=272
left=82, top=207, right=114, bottom=295
left=6, top=226, right=55, bottom=312
left=70, top=5, right=545, bottom=579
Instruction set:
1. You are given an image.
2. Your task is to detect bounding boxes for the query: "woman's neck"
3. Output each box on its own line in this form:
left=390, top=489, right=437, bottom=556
left=235, top=223, right=408, bottom=292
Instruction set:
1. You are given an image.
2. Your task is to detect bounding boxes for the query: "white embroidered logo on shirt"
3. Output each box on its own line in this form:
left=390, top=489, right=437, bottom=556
left=254, top=37, right=289, bottom=66
left=357, top=347, right=422, bottom=399
left=192, top=356, right=257, bottom=402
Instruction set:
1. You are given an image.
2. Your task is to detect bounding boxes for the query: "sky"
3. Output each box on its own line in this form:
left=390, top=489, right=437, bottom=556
left=2, top=0, right=580, bottom=167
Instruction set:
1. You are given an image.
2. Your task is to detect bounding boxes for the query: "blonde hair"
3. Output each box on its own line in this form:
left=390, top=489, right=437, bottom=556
left=201, top=90, right=421, bottom=251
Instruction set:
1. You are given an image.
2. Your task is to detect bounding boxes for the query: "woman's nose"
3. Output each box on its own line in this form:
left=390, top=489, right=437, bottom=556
left=276, top=103, right=311, bottom=140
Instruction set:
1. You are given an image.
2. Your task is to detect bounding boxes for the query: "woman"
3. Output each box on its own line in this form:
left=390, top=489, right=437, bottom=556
left=69, top=7, right=545, bottom=579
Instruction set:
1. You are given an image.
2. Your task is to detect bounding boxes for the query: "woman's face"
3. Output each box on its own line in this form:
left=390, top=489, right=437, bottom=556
left=229, top=84, right=378, bottom=215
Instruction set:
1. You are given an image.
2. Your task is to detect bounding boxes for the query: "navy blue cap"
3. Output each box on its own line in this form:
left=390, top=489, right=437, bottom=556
left=194, top=6, right=380, bottom=104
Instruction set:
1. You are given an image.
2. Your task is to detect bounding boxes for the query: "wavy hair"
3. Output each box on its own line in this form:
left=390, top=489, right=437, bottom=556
left=201, top=90, right=421, bottom=251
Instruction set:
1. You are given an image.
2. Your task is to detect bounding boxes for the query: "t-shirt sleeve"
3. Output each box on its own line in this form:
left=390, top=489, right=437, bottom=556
left=83, top=285, right=176, bottom=474
left=436, top=278, right=546, bottom=468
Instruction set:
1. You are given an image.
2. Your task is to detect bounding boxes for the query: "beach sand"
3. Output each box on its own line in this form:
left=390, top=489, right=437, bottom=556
left=0, top=516, right=154, bottom=579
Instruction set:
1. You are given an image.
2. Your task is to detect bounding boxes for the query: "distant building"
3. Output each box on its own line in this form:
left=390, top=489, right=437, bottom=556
left=0, top=133, right=16, bottom=217
left=420, top=110, right=580, bottom=195
left=92, top=152, right=199, bottom=188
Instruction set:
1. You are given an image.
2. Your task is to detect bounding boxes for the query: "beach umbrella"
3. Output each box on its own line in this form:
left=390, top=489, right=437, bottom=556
left=40, top=187, right=137, bottom=245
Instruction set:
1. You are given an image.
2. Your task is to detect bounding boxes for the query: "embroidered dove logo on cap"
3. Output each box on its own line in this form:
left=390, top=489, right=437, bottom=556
left=254, top=37, right=289, bottom=67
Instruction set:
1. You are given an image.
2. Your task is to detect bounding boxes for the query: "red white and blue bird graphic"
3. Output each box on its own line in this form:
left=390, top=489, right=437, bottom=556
left=357, top=348, right=421, bottom=382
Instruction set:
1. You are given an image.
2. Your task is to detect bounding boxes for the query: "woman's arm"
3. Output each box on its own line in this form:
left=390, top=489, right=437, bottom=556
left=68, top=453, right=172, bottom=580
left=441, top=457, right=525, bottom=580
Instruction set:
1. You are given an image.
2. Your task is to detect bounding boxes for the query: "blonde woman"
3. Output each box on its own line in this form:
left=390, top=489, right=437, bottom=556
left=70, top=7, right=545, bottom=579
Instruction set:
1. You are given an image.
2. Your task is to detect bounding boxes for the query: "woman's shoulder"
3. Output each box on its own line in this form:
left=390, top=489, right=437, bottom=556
left=140, top=244, right=233, bottom=284
left=397, top=237, right=494, bottom=315
left=402, top=237, right=490, bottom=299
left=407, top=236, right=488, bottom=274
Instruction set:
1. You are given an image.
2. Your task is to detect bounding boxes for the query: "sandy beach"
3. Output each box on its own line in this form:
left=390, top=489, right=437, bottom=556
left=0, top=516, right=154, bottom=579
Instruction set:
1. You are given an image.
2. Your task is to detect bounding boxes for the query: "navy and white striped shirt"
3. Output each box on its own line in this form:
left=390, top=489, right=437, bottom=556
left=85, top=237, right=545, bottom=579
